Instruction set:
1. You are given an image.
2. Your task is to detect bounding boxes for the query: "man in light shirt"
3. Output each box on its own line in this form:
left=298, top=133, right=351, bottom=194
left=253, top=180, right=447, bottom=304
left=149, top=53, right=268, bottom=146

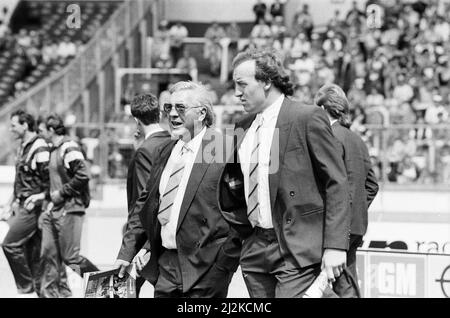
left=218, top=48, right=350, bottom=297
left=115, top=81, right=241, bottom=297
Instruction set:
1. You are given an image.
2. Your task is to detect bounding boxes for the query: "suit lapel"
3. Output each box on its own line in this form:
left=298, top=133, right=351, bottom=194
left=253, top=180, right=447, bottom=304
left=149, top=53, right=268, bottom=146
left=269, top=99, right=293, bottom=212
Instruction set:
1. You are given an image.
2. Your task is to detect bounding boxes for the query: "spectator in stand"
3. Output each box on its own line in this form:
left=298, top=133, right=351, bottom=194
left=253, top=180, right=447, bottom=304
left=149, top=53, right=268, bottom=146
left=57, top=37, right=76, bottom=59
left=270, top=16, right=287, bottom=50
left=328, top=9, right=343, bottom=31
left=393, top=75, right=414, bottom=105
left=250, top=19, right=272, bottom=47
left=42, top=40, right=58, bottom=64
left=204, top=22, right=226, bottom=76
left=176, top=47, right=198, bottom=82
left=346, top=1, right=366, bottom=30
left=292, top=4, right=314, bottom=40
left=366, top=87, right=385, bottom=109
left=152, top=20, right=171, bottom=67
left=288, top=51, right=315, bottom=87
left=253, top=0, right=267, bottom=24
left=397, top=155, right=419, bottom=184
left=168, top=21, right=188, bottom=64
left=269, top=0, right=285, bottom=21
left=290, top=32, right=311, bottom=59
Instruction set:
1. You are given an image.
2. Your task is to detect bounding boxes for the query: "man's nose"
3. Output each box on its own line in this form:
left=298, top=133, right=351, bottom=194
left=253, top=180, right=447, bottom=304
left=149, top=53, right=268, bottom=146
left=234, top=87, right=242, bottom=97
left=169, top=106, right=178, bottom=117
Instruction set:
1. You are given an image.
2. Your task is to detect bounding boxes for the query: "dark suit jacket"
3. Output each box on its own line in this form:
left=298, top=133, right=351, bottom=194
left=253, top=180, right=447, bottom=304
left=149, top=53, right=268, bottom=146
left=121, top=129, right=241, bottom=292
left=219, top=97, right=351, bottom=268
left=331, top=122, right=379, bottom=236
left=118, top=130, right=170, bottom=260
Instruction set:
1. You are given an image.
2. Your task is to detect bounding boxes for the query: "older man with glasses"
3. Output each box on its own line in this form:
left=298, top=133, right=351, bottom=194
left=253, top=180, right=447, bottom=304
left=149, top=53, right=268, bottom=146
left=114, top=81, right=242, bottom=298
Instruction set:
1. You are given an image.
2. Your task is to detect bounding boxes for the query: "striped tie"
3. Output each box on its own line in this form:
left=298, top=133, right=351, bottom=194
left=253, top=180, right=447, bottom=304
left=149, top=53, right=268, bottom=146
left=157, top=146, right=188, bottom=226
left=247, top=116, right=263, bottom=227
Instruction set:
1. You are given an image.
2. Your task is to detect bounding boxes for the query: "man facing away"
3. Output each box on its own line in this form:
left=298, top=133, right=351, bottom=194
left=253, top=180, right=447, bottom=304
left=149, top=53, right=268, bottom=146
left=115, top=81, right=242, bottom=297
left=218, top=48, right=351, bottom=298
left=39, top=114, right=98, bottom=297
left=315, top=84, right=379, bottom=297
left=115, top=93, right=171, bottom=296
left=2, top=110, right=48, bottom=297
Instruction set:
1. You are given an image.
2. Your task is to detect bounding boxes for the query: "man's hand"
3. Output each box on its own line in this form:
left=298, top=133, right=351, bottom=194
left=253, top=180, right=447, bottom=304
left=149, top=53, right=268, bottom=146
left=24, top=193, right=45, bottom=211
left=133, top=249, right=150, bottom=275
left=321, top=248, right=347, bottom=283
left=50, top=191, right=64, bottom=205
left=113, top=259, right=130, bottom=279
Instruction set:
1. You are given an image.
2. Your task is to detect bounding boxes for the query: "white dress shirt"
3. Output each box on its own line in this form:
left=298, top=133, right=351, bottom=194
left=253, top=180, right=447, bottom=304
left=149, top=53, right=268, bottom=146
left=238, top=94, right=284, bottom=229
left=159, top=127, right=206, bottom=249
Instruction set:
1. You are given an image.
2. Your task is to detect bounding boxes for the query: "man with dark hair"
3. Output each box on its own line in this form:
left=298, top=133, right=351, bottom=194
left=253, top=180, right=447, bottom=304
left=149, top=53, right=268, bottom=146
left=314, top=84, right=379, bottom=297
left=39, top=114, right=98, bottom=297
left=114, top=93, right=170, bottom=296
left=115, top=81, right=242, bottom=297
left=2, top=109, right=49, bottom=297
left=218, top=48, right=350, bottom=298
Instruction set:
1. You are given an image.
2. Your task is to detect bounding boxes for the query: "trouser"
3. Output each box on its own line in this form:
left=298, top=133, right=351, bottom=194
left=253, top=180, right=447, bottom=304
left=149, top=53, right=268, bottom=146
left=332, top=234, right=363, bottom=298
left=40, top=210, right=99, bottom=298
left=2, top=204, right=43, bottom=295
left=154, top=249, right=233, bottom=298
left=240, top=227, right=338, bottom=298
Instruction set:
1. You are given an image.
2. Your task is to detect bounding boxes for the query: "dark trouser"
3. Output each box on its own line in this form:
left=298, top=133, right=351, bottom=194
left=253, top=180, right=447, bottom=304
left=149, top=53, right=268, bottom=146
left=333, top=234, right=362, bottom=298
left=240, top=227, right=337, bottom=298
left=40, top=210, right=99, bottom=298
left=2, top=205, right=43, bottom=295
left=154, top=249, right=233, bottom=298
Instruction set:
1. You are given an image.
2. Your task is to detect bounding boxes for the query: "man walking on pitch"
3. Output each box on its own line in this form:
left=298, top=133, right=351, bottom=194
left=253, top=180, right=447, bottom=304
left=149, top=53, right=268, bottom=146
left=39, top=114, right=98, bottom=297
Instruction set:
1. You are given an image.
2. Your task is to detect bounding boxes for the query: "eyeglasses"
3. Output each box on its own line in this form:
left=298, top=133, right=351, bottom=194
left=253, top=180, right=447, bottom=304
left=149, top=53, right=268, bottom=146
left=163, top=103, right=203, bottom=115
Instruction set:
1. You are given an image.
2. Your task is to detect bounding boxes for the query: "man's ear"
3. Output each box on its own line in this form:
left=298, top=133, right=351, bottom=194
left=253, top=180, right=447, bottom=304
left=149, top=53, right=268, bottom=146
left=199, top=107, right=207, bottom=121
left=263, top=81, right=272, bottom=91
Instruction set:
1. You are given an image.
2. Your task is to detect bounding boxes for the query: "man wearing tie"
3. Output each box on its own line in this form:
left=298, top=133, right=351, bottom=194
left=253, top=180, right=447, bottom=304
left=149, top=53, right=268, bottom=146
left=116, top=81, right=241, bottom=297
left=115, top=93, right=171, bottom=296
left=314, top=84, right=379, bottom=297
left=218, top=48, right=351, bottom=297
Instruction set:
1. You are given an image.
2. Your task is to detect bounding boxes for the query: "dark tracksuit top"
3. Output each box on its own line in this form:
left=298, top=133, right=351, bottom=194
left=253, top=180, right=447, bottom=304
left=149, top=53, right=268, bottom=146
left=49, top=136, right=90, bottom=213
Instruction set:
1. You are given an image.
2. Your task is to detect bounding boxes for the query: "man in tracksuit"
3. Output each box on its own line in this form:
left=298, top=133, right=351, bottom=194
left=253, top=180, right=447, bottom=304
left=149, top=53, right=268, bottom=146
left=39, top=114, right=98, bottom=298
left=2, top=109, right=48, bottom=297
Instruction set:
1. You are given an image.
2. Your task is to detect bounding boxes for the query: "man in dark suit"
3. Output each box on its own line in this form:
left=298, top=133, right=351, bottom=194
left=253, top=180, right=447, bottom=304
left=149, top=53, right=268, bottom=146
left=115, top=81, right=241, bottom=297
left=218, top=48, right=351, bottom=298
left=314, top=84, right=379, bottom=297
left=114, top=93, right=170, bottom=296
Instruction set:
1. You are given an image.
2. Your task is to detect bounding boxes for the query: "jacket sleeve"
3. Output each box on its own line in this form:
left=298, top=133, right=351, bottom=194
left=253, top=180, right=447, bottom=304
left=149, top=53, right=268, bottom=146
left=60, top=144, right=90, bottom=198
left=306, top=108, right=351, bottom=251
left=133, top=147, right=153, bottom=207
left=117, top=185, right=149, bottom=262
left=361, top=139, right=379, bottom=208
left=33, top=144, right=50, bottom=196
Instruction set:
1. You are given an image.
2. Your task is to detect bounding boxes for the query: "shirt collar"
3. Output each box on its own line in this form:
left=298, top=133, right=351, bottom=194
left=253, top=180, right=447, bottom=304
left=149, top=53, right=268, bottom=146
left=258, top=94, right=284, bottom=124
left=145, top=124, right=165, bottom=140
left=178, top=126, right=207, bottom=155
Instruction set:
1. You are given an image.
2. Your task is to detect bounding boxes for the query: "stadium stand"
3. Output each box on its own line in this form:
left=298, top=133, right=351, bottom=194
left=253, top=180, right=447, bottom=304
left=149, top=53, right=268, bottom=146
left=0, top=0, right=121, bottom=107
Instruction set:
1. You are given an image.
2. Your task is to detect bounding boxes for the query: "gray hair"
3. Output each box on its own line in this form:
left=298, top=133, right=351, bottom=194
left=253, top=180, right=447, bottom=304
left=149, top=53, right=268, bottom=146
left=169, top=81, right=215, bottom=127
left=314, top=84, right=351, bottom=128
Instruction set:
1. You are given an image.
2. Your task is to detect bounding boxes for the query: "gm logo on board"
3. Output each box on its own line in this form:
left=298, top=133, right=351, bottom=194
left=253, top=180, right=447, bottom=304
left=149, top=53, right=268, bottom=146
left=369, top=255, right=425, bottom=298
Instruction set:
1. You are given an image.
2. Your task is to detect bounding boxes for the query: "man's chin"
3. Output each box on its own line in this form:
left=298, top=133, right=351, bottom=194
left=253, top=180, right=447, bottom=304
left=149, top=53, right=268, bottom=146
left=170, top=127, right=188, bottom=140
